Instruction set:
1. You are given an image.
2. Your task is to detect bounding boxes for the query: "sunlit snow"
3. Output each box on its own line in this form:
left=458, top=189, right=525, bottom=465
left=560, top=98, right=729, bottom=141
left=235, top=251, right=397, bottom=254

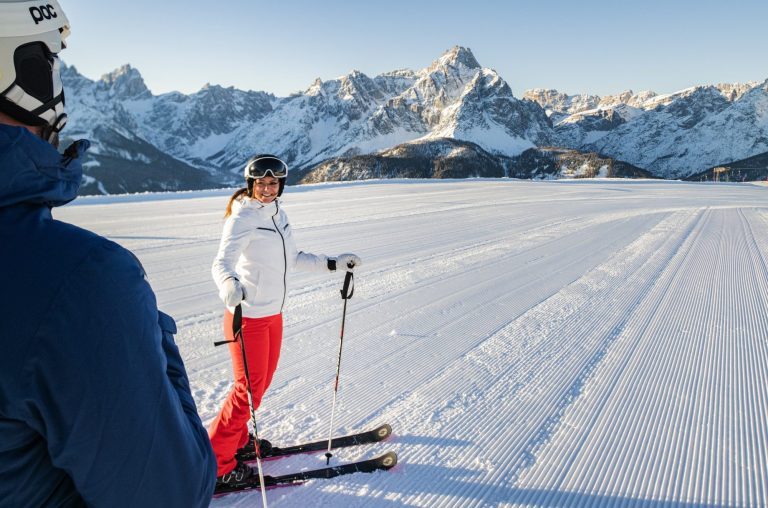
left=59, top=179, right=768, bottom=507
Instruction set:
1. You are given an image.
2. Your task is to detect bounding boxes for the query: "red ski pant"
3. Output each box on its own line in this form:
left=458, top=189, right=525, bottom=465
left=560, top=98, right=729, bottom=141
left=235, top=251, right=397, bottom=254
left=208, top=310, right=283, bottom=476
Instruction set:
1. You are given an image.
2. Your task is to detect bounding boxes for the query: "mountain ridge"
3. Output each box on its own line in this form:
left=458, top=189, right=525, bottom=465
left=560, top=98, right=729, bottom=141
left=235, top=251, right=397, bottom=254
left=60, top=47, right=768, bottom=194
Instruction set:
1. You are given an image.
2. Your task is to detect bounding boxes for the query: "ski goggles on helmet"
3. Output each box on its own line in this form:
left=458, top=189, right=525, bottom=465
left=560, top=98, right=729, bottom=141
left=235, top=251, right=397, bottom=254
left=244, top=155, right=288, bottom=179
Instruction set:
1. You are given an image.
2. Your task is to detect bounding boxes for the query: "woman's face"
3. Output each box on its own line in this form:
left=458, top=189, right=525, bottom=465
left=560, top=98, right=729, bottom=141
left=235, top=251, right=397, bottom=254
left=252, top=176, right=280, bottom=203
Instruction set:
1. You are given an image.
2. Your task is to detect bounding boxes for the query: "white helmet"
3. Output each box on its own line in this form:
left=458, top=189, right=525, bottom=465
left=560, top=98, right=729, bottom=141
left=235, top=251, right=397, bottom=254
left=0, top=0, right=70, bottom=144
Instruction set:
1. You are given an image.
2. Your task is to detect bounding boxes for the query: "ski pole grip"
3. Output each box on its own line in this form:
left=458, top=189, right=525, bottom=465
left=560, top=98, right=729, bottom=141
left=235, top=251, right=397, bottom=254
left=340, top=271, right=354, bottom=300
left=233, top=304, right=243, bottom=336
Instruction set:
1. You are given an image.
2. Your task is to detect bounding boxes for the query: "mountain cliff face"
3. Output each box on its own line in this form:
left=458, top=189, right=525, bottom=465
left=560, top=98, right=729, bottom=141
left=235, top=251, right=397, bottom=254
left=61, top=47, right=767, bottom=194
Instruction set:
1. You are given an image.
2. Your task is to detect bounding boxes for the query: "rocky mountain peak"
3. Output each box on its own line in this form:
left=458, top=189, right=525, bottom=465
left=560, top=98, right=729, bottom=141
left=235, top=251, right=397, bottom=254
left=305, top=77, right=325, bottom=96
left=346, top=70, right=384, bottom=96
left=523, top=89, right=601, bottom=117
left=597, top=90, right=635, bottom=109
left=99, top=64, right=150, bottom=100
left=430, top=46, right=481, bottom=73
left=462, top=68, right=510, bottom=98
left=715, top=81, right=760, bottom=101
left=340, top=70, right=375, bottom=91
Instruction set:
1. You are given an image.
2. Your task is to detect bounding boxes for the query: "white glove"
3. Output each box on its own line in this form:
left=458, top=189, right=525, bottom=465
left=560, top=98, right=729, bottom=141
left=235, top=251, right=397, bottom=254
left=335, top=253, right=362, bottom=272
left=220, top=278, right=246, bottom=307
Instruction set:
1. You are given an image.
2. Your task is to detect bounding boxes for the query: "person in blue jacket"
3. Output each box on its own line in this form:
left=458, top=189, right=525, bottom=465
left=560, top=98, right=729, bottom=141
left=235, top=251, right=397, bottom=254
left=0, top=1, right=217, bottom=506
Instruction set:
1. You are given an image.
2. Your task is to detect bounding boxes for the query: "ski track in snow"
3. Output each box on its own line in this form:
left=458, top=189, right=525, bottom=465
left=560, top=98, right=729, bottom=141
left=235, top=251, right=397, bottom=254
left=58, top=180, right=768, bottom=507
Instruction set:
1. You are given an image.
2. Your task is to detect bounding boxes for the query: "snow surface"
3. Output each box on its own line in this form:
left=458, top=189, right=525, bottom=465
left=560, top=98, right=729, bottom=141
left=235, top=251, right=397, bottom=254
left=57, top=179, right=768, bottom=507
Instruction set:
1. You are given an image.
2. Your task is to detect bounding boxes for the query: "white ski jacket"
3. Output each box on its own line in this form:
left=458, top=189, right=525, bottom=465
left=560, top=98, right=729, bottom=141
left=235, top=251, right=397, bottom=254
left=211, top=197, right=329, bottom=318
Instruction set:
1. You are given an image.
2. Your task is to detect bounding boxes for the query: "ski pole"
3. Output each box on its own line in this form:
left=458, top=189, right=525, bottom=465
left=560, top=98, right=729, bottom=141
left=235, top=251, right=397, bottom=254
left=214, top=304, right=269, bottom=507
left=325, top=267, right=355, bottom=465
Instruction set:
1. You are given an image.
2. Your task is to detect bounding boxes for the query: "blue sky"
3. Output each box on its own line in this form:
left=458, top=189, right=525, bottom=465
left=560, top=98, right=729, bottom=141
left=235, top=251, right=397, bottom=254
left=60, top=0, right=767, bottom=98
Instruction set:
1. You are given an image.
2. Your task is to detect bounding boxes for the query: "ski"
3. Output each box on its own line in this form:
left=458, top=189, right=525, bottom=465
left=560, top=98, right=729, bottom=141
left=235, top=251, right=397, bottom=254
left=240, top=423, right=393, bottom=461
left=214, top=450, right=398, bottom=496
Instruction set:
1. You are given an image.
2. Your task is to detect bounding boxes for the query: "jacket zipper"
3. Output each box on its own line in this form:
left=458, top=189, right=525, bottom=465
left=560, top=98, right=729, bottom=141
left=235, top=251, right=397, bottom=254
left=272, top=201, right=288, bottom=312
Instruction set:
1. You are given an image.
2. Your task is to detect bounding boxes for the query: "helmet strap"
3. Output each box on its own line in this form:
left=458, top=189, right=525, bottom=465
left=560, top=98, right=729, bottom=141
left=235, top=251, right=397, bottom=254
left=0, top=97, right=47, bottom=128
left=40, top=113, right=67, bottom=149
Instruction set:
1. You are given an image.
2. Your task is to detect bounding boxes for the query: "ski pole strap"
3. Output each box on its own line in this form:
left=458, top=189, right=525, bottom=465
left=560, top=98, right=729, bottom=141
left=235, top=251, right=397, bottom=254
left=340, top=271, right=354, bottom=300
left=213, top=304, right=244, bottom=347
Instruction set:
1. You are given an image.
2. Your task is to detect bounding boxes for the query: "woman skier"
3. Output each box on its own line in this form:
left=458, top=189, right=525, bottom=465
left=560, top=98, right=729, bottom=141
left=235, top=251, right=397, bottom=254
left=208, top=154, right=361, bottom=488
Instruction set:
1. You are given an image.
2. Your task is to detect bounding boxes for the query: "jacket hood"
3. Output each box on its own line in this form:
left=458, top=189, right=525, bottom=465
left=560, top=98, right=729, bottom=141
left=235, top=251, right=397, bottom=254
left=0, top=124, right=89, bottom=208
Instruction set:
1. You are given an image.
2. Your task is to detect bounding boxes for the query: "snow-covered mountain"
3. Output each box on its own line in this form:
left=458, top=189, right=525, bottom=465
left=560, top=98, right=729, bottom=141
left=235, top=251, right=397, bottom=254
left=526, top=81, right=767, bottom=179
left=196, top=45, right=553, bottom=181
left=61, top=46, right=767, bottom=194
left=62, top=63, right=277, bottom=193
left=62, top=47, right=556, bottom=193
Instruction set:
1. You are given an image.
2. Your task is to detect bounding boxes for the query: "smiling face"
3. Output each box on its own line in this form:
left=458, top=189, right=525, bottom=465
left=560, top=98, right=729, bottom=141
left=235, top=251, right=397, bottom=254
left=251, top=176, right=280, bottom=203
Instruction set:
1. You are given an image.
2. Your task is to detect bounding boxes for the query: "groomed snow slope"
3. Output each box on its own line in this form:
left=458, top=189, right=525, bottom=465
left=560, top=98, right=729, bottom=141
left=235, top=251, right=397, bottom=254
left=58, top=179, right=768, bottom=507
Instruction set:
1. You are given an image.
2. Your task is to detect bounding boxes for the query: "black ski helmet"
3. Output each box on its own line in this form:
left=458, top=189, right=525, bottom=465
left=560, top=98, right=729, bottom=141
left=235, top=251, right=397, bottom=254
left=244, top=154, right=288, bottom=197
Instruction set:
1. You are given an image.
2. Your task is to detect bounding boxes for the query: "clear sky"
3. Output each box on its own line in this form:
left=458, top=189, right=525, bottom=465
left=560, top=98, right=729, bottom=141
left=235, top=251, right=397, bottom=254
left=59, top=0, right=767, bottom=98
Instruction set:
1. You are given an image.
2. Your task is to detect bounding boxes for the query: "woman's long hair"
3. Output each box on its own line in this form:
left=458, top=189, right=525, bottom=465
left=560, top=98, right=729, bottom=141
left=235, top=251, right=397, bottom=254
left=224, top=187, right=250, bottom=218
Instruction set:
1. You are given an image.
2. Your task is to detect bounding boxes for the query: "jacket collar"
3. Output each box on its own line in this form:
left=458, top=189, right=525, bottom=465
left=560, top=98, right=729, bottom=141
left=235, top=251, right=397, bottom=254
left=0, top=124, right=89, bottom=209
left=238, top=196, right=278, bottom=214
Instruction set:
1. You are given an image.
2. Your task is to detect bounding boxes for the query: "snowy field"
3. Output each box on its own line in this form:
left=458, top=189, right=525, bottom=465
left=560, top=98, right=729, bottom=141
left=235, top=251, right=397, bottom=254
left=58, top=179, right=768, bottom=507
